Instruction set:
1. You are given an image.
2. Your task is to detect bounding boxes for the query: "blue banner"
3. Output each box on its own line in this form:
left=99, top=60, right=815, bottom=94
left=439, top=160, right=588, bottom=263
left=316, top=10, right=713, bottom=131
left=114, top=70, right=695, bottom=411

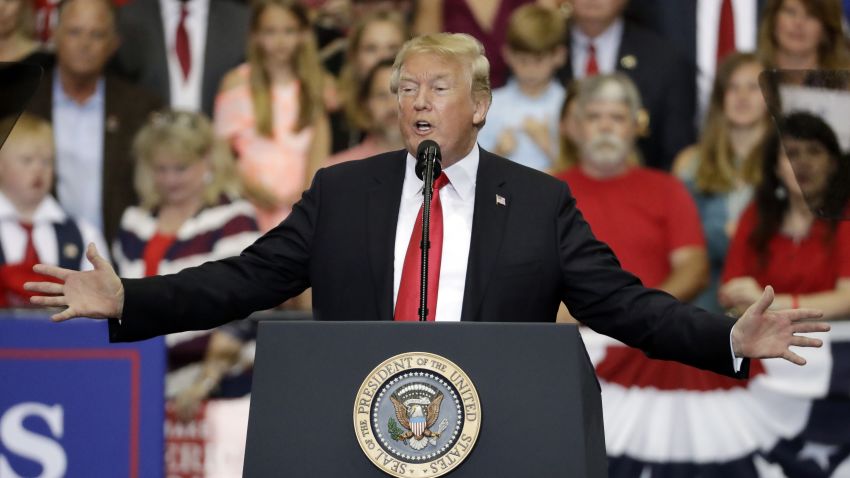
left=0, top=314, right=164, bottom=478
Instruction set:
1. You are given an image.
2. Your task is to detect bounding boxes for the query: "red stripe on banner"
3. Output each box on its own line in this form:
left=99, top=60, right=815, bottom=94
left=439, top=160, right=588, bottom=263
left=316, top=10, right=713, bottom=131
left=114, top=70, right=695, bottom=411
left=595, top=346, right=765, bottom=391
left=0, top=348, right=142, bottom=478
left=129, top=351, right=139, bottom=478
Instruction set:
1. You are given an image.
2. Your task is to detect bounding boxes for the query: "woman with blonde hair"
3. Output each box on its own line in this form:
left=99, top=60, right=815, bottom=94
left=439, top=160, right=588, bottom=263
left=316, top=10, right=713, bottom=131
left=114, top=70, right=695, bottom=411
left=113, top=109, right=261, bottom=434
left=113, top=110, right=260, bottom=279
left=757, top=0, right=850, bottom=70
left=215, top=0, right=330, bottom=232
left=332, top=10, right=407, bottom=152
left=674, top=52, right=768, bottom=313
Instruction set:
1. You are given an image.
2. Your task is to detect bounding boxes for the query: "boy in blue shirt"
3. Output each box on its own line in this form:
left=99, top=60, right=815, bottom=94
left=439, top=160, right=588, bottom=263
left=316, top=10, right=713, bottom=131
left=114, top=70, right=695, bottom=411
left=478, top=4, right=567, bottom=172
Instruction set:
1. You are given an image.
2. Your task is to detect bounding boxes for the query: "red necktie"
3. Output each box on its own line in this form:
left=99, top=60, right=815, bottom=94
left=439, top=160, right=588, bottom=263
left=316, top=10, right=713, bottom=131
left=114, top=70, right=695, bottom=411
left=36, top=1, right=57, bottom=44
left=20, top=223, right=39, bottom=265
left=395, top=174, right=450, bottom=322
left=585, top=43, right=599, bottom=77
left=176, top=3, right=191, bottom=81
left=717, top=0, right=736, bottom=64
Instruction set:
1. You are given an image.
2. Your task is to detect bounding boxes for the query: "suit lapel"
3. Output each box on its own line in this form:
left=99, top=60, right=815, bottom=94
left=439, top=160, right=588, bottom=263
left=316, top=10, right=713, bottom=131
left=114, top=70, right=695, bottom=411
left=367, top=152, right=406, bottom=322
left=203, top=2, right=227, bottom=113
left=460, top=150, right=509, bottom=322
left=681, top=2, right=697, bottom=68
left=616, top=22, right=637, bottom=75
left=102, top=76, right=120, bottom=219
left=146, top=1, right=170, bottom=105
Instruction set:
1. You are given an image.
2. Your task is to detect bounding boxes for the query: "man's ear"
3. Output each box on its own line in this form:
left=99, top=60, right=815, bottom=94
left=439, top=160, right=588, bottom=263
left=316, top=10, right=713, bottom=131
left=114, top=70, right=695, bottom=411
left=636, top=108, right=650, bottom=137
left=472, top=93, right=490, bottom=128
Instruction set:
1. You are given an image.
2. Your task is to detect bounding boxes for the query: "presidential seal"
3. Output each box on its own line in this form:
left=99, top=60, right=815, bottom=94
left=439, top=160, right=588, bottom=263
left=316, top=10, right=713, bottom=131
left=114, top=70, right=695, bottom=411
left=353, top=352, right=481, bottom=477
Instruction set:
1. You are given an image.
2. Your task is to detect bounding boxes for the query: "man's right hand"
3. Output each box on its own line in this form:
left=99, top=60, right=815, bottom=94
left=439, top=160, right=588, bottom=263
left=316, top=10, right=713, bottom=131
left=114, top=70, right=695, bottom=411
left=24, top=243, right=124, bottom=321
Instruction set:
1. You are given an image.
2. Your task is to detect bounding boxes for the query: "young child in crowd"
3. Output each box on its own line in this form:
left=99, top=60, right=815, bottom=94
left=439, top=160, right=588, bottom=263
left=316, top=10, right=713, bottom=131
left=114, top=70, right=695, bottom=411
left=0, top=113, right=107, bottom=307
left=332, top=10, right=408, bottom=151
left=214, top=0, right=330, bottom=233
left=478, top=3, right=566, bottom=171
left=327, top=59, right=403, bottom=165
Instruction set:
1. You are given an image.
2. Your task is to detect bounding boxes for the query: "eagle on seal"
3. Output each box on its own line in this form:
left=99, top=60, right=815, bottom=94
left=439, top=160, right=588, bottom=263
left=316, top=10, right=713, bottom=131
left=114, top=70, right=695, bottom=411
left=390, top=391, right=444, bottom=442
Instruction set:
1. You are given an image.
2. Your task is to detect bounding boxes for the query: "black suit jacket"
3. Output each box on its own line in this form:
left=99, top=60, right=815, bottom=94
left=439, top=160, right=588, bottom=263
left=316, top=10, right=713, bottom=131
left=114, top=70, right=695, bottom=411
left=559, top=20, right=696, bottom=171
left=623, top=0, right=766, bottom=73
left=110, top=149, right=745, bottom=379
left=26, top=71, right=163, bottom=245
left=113, top=0, right=249, bottom=116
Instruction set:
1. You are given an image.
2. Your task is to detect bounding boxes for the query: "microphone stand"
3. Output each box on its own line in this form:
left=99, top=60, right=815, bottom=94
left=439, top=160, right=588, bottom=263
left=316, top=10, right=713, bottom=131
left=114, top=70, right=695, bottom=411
left=418, top=152, right=439, bottom=322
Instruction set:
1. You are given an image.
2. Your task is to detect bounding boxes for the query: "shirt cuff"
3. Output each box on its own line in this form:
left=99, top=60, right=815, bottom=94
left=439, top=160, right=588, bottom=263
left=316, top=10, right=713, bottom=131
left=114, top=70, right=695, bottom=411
left=729, top=330, right=743, bottom=373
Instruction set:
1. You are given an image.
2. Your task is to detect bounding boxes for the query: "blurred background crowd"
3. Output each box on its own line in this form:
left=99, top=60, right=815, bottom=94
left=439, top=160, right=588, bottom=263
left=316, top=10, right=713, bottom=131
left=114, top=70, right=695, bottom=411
left=1, top=0, right=850, bottom=476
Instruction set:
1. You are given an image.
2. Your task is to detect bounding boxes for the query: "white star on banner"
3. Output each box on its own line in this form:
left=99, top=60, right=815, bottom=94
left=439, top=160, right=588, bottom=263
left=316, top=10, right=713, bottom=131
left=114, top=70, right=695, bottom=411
left=797, top=441, right=839, bottom=471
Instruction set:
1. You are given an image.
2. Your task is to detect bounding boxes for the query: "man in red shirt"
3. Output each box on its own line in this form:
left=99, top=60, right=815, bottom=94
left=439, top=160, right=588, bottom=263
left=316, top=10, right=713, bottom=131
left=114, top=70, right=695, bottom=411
left=557, top=73, right=708, bottom=302
left=556, top=73, right=768, bottom=474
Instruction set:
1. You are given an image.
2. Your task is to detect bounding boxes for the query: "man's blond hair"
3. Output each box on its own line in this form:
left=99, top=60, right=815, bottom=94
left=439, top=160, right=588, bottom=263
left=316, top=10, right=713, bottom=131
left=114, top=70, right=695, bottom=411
left=390, top=33, right=492, bottom=105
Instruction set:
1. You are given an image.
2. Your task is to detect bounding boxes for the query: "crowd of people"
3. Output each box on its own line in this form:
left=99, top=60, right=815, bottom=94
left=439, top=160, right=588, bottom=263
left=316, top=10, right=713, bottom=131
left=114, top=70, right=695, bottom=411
left=2, top=0, right=850, bottom=476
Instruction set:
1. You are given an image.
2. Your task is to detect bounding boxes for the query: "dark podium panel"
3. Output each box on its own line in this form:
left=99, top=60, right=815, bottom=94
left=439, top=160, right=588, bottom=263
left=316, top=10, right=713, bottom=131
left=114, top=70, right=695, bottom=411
left=244, top=322, right=606, bottom=477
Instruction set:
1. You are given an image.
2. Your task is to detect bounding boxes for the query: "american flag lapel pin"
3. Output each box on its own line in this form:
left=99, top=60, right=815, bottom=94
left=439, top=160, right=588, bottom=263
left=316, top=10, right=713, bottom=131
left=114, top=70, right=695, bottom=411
left=496, top=194, right=506, bottom=206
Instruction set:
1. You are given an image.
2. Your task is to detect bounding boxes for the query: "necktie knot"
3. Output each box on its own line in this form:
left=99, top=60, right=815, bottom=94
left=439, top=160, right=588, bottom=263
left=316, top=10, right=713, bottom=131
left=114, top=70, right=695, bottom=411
left=433, top=174, right=449, bottom=191
left=19, top=222, right=34, bottom=235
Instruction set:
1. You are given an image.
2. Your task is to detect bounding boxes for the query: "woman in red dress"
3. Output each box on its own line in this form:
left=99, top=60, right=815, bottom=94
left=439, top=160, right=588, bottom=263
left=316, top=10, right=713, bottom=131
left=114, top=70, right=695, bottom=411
left=721, top=113, right=850, bottom=320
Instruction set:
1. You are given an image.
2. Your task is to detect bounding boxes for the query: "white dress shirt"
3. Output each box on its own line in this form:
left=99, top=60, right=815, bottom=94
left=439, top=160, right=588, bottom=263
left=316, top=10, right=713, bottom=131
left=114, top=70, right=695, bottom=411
left=52, top=70, right=105, bottom=233
left=696, top=0, right=758, bottom=122
left=393, top=146, right=479, bottom=322
left=570, top=19, right=624, bottom=79
left=159, top=0, right=209, bottom=112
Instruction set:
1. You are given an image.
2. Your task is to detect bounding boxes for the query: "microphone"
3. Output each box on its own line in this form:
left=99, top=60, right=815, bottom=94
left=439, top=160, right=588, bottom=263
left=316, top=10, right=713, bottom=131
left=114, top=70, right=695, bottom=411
left=415, top=140, right=442, bottom=182
left=412, top=140, right=442, bottom=321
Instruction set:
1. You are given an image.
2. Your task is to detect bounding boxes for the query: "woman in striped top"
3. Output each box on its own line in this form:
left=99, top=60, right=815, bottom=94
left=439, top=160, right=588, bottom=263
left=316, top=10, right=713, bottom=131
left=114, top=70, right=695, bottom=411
left=112, top=110, right=261, bottom=407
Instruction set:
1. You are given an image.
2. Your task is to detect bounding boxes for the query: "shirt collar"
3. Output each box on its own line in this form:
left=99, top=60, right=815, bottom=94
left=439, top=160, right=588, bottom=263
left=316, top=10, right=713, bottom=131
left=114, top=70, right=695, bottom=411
left=403, top=143, right=479, bottom=202
left=53, top=68, right=105, bottom=108
left=571, top=17, right=624, bottom=50
left=160, top=0, right=210, bottom=18
left=0, top=192, right=67, bottom=223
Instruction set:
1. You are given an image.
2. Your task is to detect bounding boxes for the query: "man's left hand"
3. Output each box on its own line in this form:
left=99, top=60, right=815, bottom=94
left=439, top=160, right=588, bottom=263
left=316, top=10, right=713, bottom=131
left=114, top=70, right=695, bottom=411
left=731, top=285, right=829, bottom=365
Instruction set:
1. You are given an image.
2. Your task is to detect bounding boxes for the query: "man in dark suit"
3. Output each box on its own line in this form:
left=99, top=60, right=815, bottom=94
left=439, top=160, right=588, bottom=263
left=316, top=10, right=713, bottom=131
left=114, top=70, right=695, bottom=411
left=27, top=33, right=827, bottom=378
left=623, top=0, right=766, bottom=124
left=112, top=0, right=249, bottom=116
left=26, top=0, right=162, bottom=246
left=558, top=0, right=696, bottom=171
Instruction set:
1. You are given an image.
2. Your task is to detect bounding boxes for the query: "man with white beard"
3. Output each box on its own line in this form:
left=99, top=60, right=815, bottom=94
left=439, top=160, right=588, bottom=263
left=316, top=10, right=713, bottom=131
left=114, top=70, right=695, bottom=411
left=556, top=73, right=721, bottom=470
left=556, top=73, right=709, bottom=308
